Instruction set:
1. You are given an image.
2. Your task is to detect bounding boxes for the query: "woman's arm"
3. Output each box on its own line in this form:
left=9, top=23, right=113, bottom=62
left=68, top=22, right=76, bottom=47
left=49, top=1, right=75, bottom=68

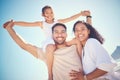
left=86, top=68, right=107, bottom=80
left=70, top=68, right=107, bottom=80
left=82, top=11, right=92, bottom=25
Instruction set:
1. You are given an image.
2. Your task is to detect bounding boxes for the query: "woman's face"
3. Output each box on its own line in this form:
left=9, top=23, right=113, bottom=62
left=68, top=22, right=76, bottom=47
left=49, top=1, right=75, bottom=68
left=74, top=23, right=90, bottom=45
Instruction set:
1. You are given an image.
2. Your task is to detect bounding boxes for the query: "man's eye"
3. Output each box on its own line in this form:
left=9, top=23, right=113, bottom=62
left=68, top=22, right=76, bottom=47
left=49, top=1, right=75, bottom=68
left=54, top=31, right=58, bottom=33
left=62, top=31, right=65, bottom=33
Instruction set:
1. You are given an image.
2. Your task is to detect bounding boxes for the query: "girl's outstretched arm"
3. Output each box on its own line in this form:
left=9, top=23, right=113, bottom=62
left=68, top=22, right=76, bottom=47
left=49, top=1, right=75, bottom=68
left=13, top=21, right=43, bottom=28
left=58, top=11, right=82, bottom=23
left=58, top=10, right=92, bottom=25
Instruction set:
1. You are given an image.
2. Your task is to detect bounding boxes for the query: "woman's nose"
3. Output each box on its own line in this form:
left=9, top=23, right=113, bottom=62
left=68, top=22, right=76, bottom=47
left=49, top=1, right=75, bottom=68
left=77, top=30, right=82, bottom=34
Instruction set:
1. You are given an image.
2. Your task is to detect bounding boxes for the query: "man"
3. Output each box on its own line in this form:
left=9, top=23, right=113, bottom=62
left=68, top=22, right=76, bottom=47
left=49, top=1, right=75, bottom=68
left=4, top=21, right=82, bottom=80
left=45, top=23, right=83, bottom=80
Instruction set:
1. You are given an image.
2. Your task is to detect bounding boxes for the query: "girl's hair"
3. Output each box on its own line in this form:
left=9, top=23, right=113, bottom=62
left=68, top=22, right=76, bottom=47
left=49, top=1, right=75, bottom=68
left=42, top=5, right=52, bottom=14
left=52, top=23, right=67, bottom=33
left=73, top=21, right=104, bottom=44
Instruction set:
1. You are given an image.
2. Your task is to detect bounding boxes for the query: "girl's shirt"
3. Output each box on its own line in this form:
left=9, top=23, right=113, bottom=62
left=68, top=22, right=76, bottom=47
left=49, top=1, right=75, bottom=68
left=41, top=20, right=58, bottom=52
left=42, top=20, right=58, bottom=39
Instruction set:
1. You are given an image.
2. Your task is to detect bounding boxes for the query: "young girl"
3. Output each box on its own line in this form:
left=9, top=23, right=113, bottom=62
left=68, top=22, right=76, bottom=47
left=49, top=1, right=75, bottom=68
left=70, top=21, right=119, bottom=80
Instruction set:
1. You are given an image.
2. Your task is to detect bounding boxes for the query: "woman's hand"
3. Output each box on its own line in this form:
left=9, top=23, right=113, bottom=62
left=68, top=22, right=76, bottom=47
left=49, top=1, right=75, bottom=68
left=70, top=70, right=84, bottom=80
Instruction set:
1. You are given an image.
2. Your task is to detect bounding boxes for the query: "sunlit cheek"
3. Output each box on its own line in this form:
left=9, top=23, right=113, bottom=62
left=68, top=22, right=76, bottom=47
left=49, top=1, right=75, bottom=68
left=63, top=33, right=67, bottom=37
left=55, top=34, right=59, bottom=37
left=51, top=14, right=54, bottom=16
left=74, top=32, right=78, bottom=38
left=52, top=34, right=57, bottom=38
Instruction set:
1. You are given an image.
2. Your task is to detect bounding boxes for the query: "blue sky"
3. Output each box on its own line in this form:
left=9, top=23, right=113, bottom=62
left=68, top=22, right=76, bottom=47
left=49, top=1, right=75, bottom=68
left=0, top=0, right=120, bottom=80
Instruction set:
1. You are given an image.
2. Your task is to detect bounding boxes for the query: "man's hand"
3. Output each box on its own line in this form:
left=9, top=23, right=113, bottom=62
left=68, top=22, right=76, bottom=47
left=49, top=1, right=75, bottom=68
left=3, top=20, right=14, bottom=29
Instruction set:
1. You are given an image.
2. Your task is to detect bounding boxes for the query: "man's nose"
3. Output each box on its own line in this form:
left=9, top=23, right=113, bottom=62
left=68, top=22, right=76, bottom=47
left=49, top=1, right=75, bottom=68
left=58, top=33, right=62, bottom=37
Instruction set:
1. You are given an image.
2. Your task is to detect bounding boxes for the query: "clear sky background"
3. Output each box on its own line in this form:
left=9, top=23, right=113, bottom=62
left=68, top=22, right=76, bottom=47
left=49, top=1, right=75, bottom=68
left=0, top=0, right=120, bottom=80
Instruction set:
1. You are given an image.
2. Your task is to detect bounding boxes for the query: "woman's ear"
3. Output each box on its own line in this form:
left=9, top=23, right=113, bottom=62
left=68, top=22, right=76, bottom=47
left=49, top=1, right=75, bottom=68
left=88, top=29, right=90, bottom=35
left=42, top=13, right=44, bottom=17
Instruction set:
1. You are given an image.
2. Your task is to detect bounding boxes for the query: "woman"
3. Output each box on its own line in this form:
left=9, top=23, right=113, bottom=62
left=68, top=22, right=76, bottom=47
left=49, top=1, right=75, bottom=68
left=70, top=21, right=119, bottom=80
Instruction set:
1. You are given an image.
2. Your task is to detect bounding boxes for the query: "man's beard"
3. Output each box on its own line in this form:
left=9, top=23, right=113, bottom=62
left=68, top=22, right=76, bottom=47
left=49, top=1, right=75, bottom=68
left=54, top=40, right=66, bottom=45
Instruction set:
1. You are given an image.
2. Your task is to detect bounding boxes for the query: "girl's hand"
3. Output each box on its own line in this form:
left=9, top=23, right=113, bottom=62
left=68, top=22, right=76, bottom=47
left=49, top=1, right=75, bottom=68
left=70, top=70, right=84, bottom=80
left=46, top=44, right=56, bottom=53
left=81, top=10, right=91, bottom=16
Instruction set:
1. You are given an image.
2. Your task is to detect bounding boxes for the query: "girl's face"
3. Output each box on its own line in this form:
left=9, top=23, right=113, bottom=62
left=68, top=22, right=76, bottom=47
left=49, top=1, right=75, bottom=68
left=42, top=8, right=54, bottom=21
left=74, top=23, right=90, bottom=45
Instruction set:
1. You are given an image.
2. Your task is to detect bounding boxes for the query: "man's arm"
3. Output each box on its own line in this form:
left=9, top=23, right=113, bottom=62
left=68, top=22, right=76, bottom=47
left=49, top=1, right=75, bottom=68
left=4, top=21, right=39, bottom=58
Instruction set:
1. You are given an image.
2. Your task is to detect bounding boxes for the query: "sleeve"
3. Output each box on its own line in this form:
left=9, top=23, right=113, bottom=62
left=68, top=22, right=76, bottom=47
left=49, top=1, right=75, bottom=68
left=87, top=38, right=117, bottom=72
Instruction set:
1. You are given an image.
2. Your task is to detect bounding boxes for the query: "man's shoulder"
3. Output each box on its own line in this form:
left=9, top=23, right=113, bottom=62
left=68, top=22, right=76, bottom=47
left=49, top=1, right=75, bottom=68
left=55, top=45, right=76, bottom=53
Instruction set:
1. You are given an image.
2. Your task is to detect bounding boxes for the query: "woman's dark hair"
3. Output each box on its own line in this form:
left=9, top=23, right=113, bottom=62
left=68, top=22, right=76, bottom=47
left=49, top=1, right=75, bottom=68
left=52, top=23, right=67, bottom=33
left=42, top=5, right=52, bottom=14
left=73, top=21, right=104, bottom=44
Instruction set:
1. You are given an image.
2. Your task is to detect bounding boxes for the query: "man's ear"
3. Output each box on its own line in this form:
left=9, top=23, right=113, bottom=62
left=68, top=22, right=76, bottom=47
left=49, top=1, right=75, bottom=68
left=66, top=33, right=68, bottom=37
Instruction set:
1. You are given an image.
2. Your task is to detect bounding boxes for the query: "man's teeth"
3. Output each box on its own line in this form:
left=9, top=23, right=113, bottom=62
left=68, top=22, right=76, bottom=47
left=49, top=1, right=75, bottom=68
left=57, top=38, right=63, bottom=40
left=79, top=35, right=83, bottom=37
